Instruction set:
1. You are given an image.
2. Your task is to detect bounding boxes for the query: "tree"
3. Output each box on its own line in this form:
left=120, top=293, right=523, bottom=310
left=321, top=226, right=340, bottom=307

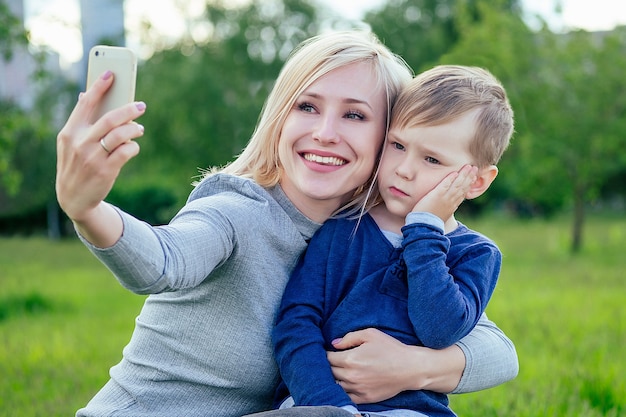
left=365, top=0, right=523, bottom=72
left=0, top=1, right=29, bottom=194
left=519, top=27, right=626, bottom=252
left=0, top=0, right=27, bottom=60
left=433, top=0, right=541, bottom=215
left=119, top=0, right=322, bottom=210
left=439, top=1, right=626, bottom=252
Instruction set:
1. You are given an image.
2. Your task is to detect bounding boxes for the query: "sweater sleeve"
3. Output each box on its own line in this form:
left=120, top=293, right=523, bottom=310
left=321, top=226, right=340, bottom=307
left=452, top=313, right=519, bottom=393
left=77, top=176, right=266, bottom=294
left=272, top=223, right=356, bottom=409
left=401, top=222, right=501, bottom=349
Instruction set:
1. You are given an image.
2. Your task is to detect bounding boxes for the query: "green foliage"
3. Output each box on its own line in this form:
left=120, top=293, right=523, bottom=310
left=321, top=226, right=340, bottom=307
left=0, top=101, right=27, bottom=195
left=365, top=0, right=523, bottom=72
left=0, top=0, right=28, bottom=60
left=128, top=0, right=322, bottom=201
left=0, top=2, right=42, bottom=196
left=2, top=0, right=625, bottom=250
left=0, top=100, right=56, bottom=203
left=106, top=183, right=178, bottom=226
left=0, top=1, right=77, bottom=221
left=427, top=3, right=626, bottom=248
left=2, top=213, right=625, bottom=416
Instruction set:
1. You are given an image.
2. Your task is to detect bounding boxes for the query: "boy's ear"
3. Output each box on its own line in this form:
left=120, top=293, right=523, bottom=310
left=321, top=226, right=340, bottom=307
left=465, top=165, right=498, bottom=200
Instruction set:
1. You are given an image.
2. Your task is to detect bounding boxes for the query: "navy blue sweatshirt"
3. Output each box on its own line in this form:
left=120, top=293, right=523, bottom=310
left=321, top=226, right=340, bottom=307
left=273, top=213, right=501, bottom=416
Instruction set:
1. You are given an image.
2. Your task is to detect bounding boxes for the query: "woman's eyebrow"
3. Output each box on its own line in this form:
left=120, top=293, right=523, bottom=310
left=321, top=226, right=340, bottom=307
left=301, top=92, right=374, bottom=111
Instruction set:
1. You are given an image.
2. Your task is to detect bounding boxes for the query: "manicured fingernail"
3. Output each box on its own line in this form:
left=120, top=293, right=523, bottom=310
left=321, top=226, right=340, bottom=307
left=138, top=124, right=144, bottom=133
left=78, top=92, right=84, bottom=100
left=331, top=338, right=342, bottom=345
left=135, top=102, right=146, bottom=111
left=102, top=70, right=113, bottom=80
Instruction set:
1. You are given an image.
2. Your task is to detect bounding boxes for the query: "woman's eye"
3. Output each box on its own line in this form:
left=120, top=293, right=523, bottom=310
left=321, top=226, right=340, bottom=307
left=425, top=156, right=440, bottom=164
left=346, top=110, right=364, bottom=120
left=298, top=102, right=315, bottom=113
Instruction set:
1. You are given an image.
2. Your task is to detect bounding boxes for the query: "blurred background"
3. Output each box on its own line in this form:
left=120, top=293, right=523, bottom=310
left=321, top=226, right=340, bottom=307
left=1, top=1, right=625, bottom=416
left=1, top=0, right=624, bottom=252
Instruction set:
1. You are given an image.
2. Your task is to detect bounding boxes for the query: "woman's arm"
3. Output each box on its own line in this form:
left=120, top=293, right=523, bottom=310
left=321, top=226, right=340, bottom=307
left=327, top=313, right=517, bottom=403
left=452, top=313, right=519, bottom=393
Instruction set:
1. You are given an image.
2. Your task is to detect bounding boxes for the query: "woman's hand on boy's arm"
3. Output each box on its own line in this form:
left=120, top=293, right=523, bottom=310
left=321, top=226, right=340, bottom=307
left=327, top=328, right=465, bottom=403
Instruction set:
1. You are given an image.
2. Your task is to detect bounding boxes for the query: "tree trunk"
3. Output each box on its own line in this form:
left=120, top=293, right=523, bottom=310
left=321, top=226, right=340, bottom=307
left=571, top=185, right=585, bottom=253
left=47, top=200, right=61, bottom=240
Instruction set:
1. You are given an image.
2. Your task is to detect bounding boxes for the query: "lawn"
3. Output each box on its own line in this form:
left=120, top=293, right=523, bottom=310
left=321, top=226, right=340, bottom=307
left=1, top=212, right=624, bottom=416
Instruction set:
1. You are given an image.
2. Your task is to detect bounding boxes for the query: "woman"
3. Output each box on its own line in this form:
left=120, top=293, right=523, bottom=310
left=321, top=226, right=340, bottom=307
left=56, top=31, right=517, bottom=417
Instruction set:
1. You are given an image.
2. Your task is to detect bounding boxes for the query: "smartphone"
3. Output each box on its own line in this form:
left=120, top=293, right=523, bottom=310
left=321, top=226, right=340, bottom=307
left=86, top=45, right=137, bottom=122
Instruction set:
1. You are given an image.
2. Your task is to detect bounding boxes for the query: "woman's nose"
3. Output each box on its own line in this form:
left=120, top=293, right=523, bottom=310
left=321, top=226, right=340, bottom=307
left=312, top=115, right=339, bottom=144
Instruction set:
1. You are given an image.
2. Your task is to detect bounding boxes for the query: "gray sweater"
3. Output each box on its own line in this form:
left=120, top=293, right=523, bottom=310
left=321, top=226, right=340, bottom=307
left=76, top=174, right=517, bottom=417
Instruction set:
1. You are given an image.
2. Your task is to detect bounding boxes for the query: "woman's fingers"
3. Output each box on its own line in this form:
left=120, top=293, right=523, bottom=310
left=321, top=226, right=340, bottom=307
left=100, top=121, right=145, bottom=159
left=66, top=70, right=115, bottom=129
left=99, top=119, right=145, bottom=154
left=91, top=101, right=147, bottom=148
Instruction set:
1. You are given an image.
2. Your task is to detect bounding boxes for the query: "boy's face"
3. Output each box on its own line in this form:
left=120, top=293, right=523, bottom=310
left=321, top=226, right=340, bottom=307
left=377, top=109, right=479, bottom=219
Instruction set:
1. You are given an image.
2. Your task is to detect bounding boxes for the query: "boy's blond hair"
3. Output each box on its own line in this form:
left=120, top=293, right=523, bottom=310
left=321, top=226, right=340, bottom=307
left=391, top=65, right=514, bottom=168
left=200, top=30, right=413, bottom=215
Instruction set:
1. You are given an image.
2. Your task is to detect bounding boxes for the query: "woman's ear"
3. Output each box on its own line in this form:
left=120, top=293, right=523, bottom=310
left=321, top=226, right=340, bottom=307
left=465, top=165, right=498, bottom=200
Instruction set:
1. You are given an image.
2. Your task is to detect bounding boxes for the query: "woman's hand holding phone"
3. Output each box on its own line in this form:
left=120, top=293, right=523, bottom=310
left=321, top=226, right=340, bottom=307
left=56, top=46, right=146, bottom=248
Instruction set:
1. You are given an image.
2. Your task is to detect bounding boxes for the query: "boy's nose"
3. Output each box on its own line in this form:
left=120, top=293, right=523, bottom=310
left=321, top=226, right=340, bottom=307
left=395, top=160, right=416, bottom=180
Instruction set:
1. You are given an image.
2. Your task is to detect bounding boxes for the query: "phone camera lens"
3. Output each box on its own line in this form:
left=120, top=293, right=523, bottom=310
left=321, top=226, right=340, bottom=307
left=95, top=51, right=100, bottom=56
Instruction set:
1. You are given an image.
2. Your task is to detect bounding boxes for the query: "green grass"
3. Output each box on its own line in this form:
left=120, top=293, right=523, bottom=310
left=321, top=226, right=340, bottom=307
left=1, top=213, right=625, bottom=416
left=0, top=238, right=145, bottom=417
left=449, top=213, right=626, bottom=416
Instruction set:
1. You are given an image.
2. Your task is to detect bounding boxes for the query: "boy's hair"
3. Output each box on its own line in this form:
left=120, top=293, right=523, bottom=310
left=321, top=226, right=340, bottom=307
left=391, top=65, right=514, bottom=168
left=200, top=30, right=413, bottom=215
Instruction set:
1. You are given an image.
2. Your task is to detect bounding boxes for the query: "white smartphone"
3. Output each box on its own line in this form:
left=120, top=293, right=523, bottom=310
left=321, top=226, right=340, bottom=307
left=86, top=45, right=137, bottom=122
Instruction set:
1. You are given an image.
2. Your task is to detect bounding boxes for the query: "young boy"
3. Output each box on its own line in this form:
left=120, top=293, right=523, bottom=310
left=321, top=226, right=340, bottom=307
left=271, top=65, right=515, bottom=417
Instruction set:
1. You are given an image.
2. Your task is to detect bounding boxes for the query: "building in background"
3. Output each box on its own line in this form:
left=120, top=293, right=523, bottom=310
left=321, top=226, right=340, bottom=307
left=0, top=0, right=127, bottom=107
left=79, top=0, right=126, bottom=84
left=0, top=0, right=41, bottom=109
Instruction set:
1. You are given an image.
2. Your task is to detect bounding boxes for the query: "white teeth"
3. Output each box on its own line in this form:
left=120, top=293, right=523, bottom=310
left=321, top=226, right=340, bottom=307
left=303, top=153, right=346, bottom=166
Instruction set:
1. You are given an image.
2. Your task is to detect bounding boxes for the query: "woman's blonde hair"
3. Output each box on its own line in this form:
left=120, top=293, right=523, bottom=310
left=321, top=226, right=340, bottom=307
left=201, top=30, right=412, bottom=215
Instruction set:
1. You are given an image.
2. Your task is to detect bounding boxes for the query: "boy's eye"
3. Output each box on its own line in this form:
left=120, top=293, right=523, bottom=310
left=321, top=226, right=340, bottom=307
left=392, top=142, right=405, bottom=151
left=425, top=156, right=440, bottom=164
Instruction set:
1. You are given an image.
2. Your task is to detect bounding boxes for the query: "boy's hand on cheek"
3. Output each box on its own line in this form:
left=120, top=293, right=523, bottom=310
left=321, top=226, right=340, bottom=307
left=412, top=165, right=478, bottom=221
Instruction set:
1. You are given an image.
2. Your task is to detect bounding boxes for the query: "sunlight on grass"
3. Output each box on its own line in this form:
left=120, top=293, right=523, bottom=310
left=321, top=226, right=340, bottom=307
left=449, top=213, right=626, bottom=416
left=1, top=213, right=625, bottom=416
left=0, top=237, right=145, bottom=416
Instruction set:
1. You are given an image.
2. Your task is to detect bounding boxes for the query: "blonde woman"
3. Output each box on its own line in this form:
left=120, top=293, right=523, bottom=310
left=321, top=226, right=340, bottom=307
left=56, top=31, right=517, bottom=417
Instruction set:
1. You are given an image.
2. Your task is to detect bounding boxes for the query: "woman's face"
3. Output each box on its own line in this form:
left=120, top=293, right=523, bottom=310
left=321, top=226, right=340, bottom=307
left=278, top=62, right=387, bottom=222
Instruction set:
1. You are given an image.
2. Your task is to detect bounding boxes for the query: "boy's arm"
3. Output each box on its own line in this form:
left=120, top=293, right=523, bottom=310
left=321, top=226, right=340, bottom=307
left=401, top=217, right=501, bottom=348
left=401, top=165, right=500, bottom=348
left=272, top=223, right=356, bottom=409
